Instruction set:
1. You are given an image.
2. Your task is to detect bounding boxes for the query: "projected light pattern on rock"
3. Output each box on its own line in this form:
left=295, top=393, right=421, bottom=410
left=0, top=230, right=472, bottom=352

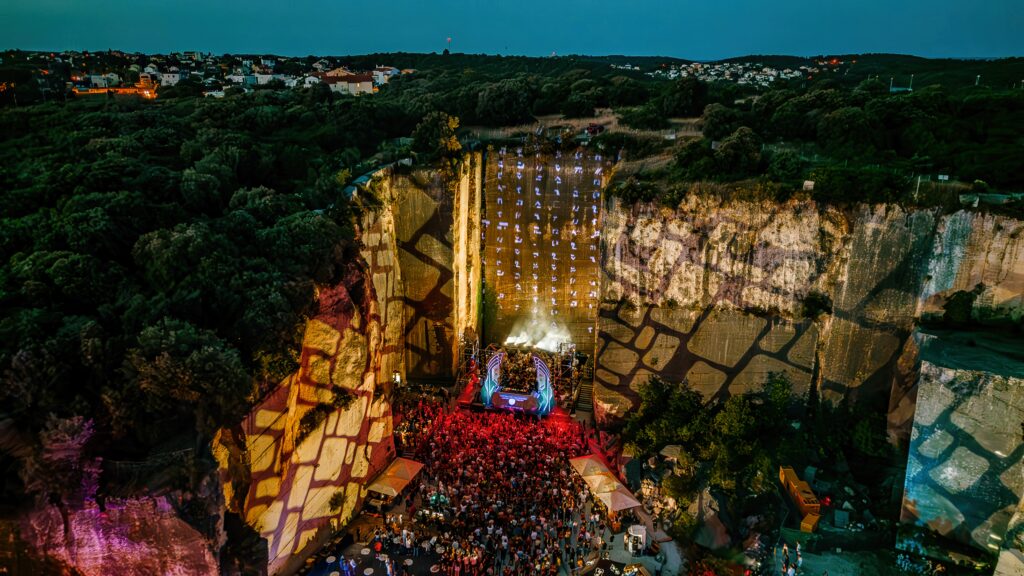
left=482, top=147, right=610, bottom=353
left=218, top=267, right=396, bottom=576
left=900, top=331, right=1024, bottom=553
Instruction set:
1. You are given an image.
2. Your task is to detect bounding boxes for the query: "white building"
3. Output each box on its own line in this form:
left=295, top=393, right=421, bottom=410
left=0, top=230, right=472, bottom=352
left=372, top=66, right=399, bottom=85
left=325, top=74, right=374, bottom=96
left=160, top=72, right=181, bottom=86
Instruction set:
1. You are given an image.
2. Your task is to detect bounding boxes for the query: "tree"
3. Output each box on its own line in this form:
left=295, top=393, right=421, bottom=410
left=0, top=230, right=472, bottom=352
left=700, top=103, right=745, bottom=141
left=412, top=111, right=462, bottom=160
left=561, top=92, right=598, bottom=118
left=658, top=76, right=708, bottom=117
left=617, top=105, right=668, bottom=130
left=762, top=372, right=793, bottom=423
left=855, top=77, right=888, bottom=97
left=305, top=82, right=333, bottom=106
left=851, top=413, right=890, bottom=457
left=811, top=165, right=910, bottom=203
left=817, top=106, right=874, bottom=158
left=607, top=76, right=649, bottom=107
left=124, top=318, right=253, bottom=437
left=767, top=149, right=803, bottom=183
left=475, top=79, right=533, bottom=126
left=714, top=126, right=762, bottom=178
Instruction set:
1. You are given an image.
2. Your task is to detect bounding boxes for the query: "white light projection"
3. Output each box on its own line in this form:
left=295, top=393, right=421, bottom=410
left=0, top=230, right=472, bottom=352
left=482, top=146, right=610, bottom=353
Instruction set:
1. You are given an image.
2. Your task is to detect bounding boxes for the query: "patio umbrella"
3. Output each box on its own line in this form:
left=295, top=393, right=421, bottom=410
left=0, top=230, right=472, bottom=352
left=584, top=471, right=621, bottom=494
left=389, top=457, right=424, bottom=480
left=569, top=455, right=608, bottom=477
left=597, top=486, right=642, bottom=512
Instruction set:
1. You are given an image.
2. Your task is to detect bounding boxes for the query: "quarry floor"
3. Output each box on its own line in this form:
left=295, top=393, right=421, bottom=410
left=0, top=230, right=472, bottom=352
left=307, top=510, right=683, bottom=576
left=773, top=545, right=898, bottom=576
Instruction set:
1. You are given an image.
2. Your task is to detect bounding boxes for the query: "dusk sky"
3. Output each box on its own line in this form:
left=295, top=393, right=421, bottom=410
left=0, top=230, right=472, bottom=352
left=1, top=0, right=1020, bottom=59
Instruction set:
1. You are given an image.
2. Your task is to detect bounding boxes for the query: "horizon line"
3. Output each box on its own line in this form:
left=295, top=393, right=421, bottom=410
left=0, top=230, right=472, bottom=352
left=4, top=46, right=1022, bottom=63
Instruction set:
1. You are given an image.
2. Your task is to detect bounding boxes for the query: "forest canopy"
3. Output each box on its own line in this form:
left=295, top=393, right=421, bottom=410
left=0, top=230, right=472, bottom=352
left=0, top=93, right=378, bottom=502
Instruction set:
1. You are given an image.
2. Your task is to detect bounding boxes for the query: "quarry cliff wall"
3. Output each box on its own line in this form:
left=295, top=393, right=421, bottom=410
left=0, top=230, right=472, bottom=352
left=212, top=255, right=397, bottom=576
left=900, top=330, right=1024, bottom=554
left=594, top=195, right=1024, bottom=442
left=211, top=155, right=481, bottom=575
left=376, top=155, right=483, bottom=379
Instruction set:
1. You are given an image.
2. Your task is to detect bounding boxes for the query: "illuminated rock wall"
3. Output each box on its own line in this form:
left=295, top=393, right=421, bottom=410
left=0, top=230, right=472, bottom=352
left=22, top=496, right=219, bottom=576
left=217, top=254, right=397, bottom=575
left=481, top=147, right=610, bottom=353
left=595, top=303, right=816, bottom=415
left=918, top=211, right=1024, bottom=322
left=900, top=330, right=1024, bottom=553
left=381, top=154, right=483, bottom=378
left=594, top=195, right=1024, bottom=424
left=213, top=155, right=483, bottom=575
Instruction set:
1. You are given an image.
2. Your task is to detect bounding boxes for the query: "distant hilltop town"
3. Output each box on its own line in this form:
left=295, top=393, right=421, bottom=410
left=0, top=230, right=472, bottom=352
left=644, top=61, right=814, bottom=87
left=610, top=58, right=859, bottom=88
left=0, top=49, right=414, bottom=100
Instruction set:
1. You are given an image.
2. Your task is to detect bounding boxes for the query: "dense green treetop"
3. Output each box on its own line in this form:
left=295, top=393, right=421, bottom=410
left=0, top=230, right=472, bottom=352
left=0, top=93, right=378, bottom=503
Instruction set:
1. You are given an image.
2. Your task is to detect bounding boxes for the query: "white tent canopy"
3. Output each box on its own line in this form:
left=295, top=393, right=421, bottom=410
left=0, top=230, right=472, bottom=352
left=568, top=454, right=641, bottom=512
left=569, top=454, right=608, bottom=477
left=597, top=486, right=642, bottom=512
left=367, top=457, right=424, bottom=497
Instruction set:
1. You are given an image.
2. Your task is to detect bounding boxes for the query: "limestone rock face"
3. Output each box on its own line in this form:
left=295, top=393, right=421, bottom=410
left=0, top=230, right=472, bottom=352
left=918, top=211, right=1024, bottom=322
left=900, top=331, right=1024, bottom=552
left=594, top=302, right=815, bottom=418
left=22, top=497, right=219, bottom=576
left=602, top=195, right=834, bottom=316
left=374, top=155, right=483, bottom=379
left=229, top=263, right=396, bottom=576
left=217, top=216, right=403, bottom=574
left=596, top=197, right=1024, bottom=422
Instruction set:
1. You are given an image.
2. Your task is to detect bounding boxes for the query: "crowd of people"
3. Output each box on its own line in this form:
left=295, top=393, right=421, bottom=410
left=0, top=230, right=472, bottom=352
left=393, top=397, right=447, bottom=456
left=499, top=348, right=546, bottom=394
left=365, top=401, right=628, bottom=576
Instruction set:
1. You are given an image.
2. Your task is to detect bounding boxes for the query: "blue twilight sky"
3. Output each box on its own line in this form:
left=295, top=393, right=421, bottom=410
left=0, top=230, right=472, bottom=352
left=1, top=0, right=1020, bottom=59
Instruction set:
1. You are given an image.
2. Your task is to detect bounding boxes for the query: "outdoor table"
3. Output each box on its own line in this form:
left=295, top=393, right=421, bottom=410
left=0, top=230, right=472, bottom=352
left=430, top=567, right=440, bottom=574
left=361, top=548, right=371, bottom=556
left=327, top=556, right=337, bottom=563
left=364, top=569, right=374, bottom=576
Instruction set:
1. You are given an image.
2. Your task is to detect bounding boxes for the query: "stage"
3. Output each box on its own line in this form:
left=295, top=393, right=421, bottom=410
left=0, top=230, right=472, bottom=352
left=457, top=343, right=586, bottom=416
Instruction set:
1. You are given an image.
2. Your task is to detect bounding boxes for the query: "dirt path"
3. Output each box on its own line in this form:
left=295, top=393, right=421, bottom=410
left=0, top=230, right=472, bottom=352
left=464, top=109, right=701, bottom=141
